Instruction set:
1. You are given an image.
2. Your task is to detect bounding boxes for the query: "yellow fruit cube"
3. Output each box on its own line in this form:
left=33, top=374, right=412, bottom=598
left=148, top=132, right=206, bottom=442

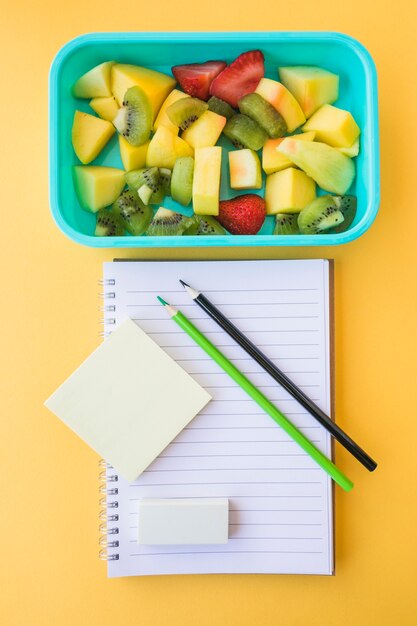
left=72, top=110, right=115, bottom=164
left=146, top=126, right=193, bottom=169
left=262, top=131, right=316, bottom=174
left=111, top=64, right=176, bottom=119
left=153, top=89, right=190, bottom=134
left=279, top=66, right=339, bottom=118
left=229, top=149, right=262, bottom=189
left=255, top=78, right=306, bottom=132
left=72, top=61, right=115, bottom=98
left=193, top=146, right=222, bottom=215
left=337, top=137, right=360, bottom=157
left=302, top=104, right=360, bottom=148
left=73, top=166, right=125, bottom=213
left=182, top=111, right=226, bottom=149
left=119, top=136, right=149, bottom=171
left=89, top=96, right=119, bottom=122
left=265, top=167, right=316, bottom=215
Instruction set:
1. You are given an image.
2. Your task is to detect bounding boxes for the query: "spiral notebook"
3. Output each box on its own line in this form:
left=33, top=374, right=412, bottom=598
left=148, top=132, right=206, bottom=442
left=100, top=259, right=334, bottom=576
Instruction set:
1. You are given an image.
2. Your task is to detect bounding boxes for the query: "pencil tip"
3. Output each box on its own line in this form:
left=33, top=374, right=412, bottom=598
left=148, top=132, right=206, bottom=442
left=179, top=279, right=189, bottom=288
left=157, top=296, right=168, bottom=306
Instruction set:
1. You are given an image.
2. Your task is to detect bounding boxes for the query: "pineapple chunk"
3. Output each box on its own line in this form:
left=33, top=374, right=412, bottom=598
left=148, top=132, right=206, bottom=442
left=193, top=146, right=222, bottom=215
left=182, top=111, right=226, bottom=149
left=153, top=89, right=190, bottom=134
left=111, top=64, right=176, bottom=119
left=229, top=149, right=262, bottom=189
left=146, top=126, right=193, bottom=169
left=89, top=96, right=119, bottom=122
left=255, top=78, right=306, bottom=132
left=73, top=166, right=125, bottom=213
left=262, top=131, right=315, bottom=174
left=279, top=66, right=339, bottom=118
left=72, top=111, right=115, bottom=164
left=278, top=138, right=355, bottom=195
left=119, top=136, right=149, bottom=171
left=302, top=104, right=360, bottom=148
left=72, top=61, right=115, bottom=98
left=265, top=168, right=316, bottom=215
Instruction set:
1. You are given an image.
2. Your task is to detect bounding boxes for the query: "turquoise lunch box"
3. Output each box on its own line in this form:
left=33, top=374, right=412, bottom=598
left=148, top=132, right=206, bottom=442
left=49, top=31, right=380, bottom=248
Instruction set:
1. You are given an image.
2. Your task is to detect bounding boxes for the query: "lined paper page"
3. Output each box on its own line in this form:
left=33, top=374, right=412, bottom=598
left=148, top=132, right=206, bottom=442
left=103, top=260, right=333, bottom=576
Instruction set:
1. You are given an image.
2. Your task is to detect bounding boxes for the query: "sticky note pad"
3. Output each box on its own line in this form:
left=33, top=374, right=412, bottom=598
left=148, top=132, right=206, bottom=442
left=45, top=318, right=211, bottom=482
left=137, top=499, right=229, bottom=545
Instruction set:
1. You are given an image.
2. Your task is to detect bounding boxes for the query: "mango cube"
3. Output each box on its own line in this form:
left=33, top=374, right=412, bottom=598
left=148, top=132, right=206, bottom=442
left=73, top=166, right=125, bottom=213
left=279, top=66, right=339, bottom=118
left=229, top=149, right=262, bottom=189
left=302, top=104, right=360, bottom=148
left=193, top=146, right=222, bottom=215
left=265, top=167, right=316, bottom=215
left=72, top=61, right=115, bottom=99
left=72, top=111, right=115, bottom=164
left=119, top=136, right=149, bottom=171
left=182, top=111, right=226, bottom=149
left=89, top=96, right=119, bottom=122
left=111, top=64, right=176, bottom=119
left=146, top=126, right=193, bottom=169
left=262, top=131, right=316, bottom=175
left=255, top=78, right=306, bottom=132
left=153, top=89, right=190, bottom=134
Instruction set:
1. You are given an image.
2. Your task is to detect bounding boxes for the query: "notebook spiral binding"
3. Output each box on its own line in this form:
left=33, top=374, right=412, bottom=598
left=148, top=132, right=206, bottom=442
left=98, top=277, right=119, bottom=561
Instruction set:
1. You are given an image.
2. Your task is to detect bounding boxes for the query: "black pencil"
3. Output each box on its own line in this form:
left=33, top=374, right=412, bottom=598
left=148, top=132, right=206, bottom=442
left=179, top=279, right=377, bottom=472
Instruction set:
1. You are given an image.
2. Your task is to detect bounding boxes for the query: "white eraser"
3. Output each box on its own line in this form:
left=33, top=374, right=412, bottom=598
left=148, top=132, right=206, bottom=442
left=137, top=498, right=229, bottom=545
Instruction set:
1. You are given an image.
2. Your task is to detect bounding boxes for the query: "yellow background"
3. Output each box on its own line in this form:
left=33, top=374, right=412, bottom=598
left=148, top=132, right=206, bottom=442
left=1, top=1, right=416, bottom=624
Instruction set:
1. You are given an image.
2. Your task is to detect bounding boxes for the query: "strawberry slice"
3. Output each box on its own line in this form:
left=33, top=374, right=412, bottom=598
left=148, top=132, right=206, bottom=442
left=172, top=61, right=227, bottom=101
left=218, top=194, right=266, bottom=235
left=209, top=50, right=265, bottom=108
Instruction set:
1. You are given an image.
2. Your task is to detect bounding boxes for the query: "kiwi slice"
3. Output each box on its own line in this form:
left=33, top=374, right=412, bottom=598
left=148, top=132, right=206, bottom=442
left=112, top=189, right=152, bottom=235
left=298, top=195, right=345, bottom=234
left=329, top=195, right=357, bottom=233
left=125, top=167, right=161, bottom=205
left=171, top=157, right=194, bottom=206
left=208, top=96, right=235, bottom=120
left=146, top=207, right=195, bottom=236
left=273, top=213, right=300, bottom=235
left=112, top=86, right=152, bottom=146
left=159, top=168, right=172, bottom=195
left=238, top=93, right=287, bottom=139
left=184, top=215, right=226, bottom=235
left=95, top=208, right=124, bottom=236
left=166, top=97, right=208, bottom=130
left=223, top=114, right=268, bottom=151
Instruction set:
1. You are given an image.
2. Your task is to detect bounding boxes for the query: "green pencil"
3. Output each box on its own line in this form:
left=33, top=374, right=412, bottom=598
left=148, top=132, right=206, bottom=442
left=157, top=296, right=353, bottom=492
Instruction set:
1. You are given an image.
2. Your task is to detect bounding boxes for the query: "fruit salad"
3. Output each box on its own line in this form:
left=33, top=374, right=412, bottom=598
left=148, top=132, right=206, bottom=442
left=70, top=52, right=360, bottom=237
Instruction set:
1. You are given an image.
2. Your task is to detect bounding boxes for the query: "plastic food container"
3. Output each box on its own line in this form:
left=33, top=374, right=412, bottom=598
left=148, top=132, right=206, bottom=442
left=49, top=31, right=379, bottom=248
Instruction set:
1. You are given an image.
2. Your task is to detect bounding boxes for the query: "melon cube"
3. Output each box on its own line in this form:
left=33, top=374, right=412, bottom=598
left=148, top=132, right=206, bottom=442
left=89, top=96, right=119, bottom=122
left=193, top=146, right=222, bottom=215
left=255, top=78, right=306, bottom=132
left=265, top=168, right=316, bottom=215
left=72, top=111, right=115, bottom=164
left=72, top=61, right=115, bottom=99
left=182, top=111, right=226, bottom=149
left=111, top=64, right=176, bottom=119
left=262, top=131, right=315, bottom=175
left=302, top=104, right=360, bottom=148
left=119, top=136, right=149, bottom=171
left=146, top=126, right=193, bottom=169
left=153, top=89, right=190, bottom=134
left=229, top=149, right=262, bottom=190
left=279, top=66, right=339, bottom=118
left=73, top=166, right=125, bottom=213
left=277, top=138, right=355, bottom=195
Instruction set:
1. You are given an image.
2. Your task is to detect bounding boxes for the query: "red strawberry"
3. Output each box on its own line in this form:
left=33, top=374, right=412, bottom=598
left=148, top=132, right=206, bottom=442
left=209, top=50, right=264, bottom=108
left=172, top=61, right=227, bottom=100
left=218, top=194, right=266, bottom=235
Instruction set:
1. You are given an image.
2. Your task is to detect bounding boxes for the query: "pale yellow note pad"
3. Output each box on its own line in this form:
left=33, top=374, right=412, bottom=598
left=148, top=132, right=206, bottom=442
left=45, top=318, right=211, bottom=482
